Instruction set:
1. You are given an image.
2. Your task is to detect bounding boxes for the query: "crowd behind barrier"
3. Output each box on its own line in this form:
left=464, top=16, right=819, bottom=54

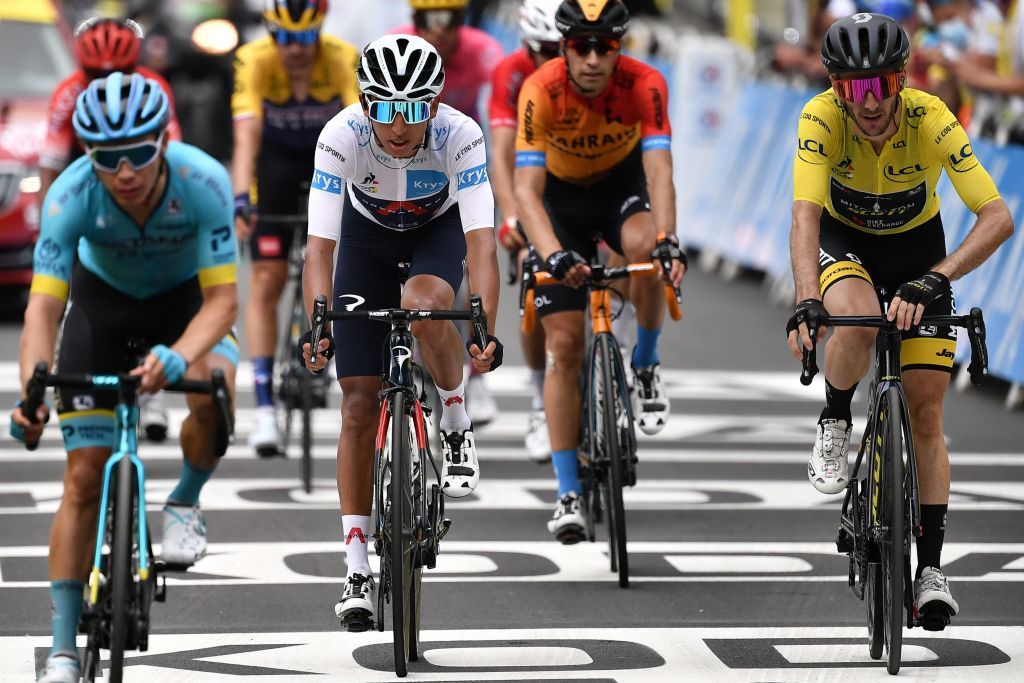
left=672, top=73, right=1024, bottom=390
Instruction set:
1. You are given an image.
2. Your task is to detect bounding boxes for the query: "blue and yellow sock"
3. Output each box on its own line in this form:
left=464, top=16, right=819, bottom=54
left=167, top=459, right=213, bottom=507
left=632, top=325, right=661, bottom=368
left=551, top=450, right=581, bottom=497
left=253, top=356, right=274, bottom=408
left=50, top=579, right=84, bottom=655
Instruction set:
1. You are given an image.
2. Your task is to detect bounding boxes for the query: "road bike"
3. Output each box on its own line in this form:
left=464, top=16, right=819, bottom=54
left=22, top=362, right=233, bottom=683
left=260, top=214, right=331, bottom=493
left=309, top=287, right=488, bottom=677
left=800, top=305, right=988, bottom=675
left=520, top=260, right=681, bottom=588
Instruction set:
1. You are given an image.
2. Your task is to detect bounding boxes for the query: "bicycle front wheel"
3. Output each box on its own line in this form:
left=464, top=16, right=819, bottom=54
left=596, top=334, right=629, bottom=588
left=300, top=374, right=314, bottom=493
left=866, top=561, right=884, bottom=659
left=388, top=392, right=414, bottom=677
left=882, top=386, right=905, bottom=675
left=108, top=457, right=135, bottom=683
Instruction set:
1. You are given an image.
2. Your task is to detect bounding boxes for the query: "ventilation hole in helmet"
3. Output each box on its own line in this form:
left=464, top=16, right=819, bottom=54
left=857, top=27, right=871, bottom=67
left=877, top=23, right=889, bottom=65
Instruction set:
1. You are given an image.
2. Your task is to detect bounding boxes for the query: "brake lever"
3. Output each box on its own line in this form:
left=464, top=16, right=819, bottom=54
left=800, top=314, right=820, bottom=386
left=310, top=295, right=327, bottom=368
left=470, top=293, right=488, bottom=352
left=966, top=307, right=989, bottom=386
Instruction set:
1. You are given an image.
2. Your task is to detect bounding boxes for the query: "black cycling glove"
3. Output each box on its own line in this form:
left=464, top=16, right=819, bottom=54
left=651, top=233, right=688, bottom=269
left=466, top=334, right=504, bottom=371
left=893, top=271, right=950, bottom=308
left=545, top=249, right=586, bottom=280
left=786, top=298, right=829, bottom=337
left=297, top=329, right=335, bottom=375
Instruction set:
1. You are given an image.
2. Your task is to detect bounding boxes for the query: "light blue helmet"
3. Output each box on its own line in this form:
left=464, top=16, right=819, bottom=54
left=72, top=71, right=170, bottom=144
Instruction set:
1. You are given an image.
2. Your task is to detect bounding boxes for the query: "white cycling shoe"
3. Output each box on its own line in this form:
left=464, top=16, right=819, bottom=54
left=808, top=418, right=852, bottom=494
left=249, top=406, right=283, bottom=457
left=161, top=503, right=208, bottom=567
left=631, top=364, right=670, bottom=435
left=140, top=390, right=169, bottom=442
left=524, top=409, right=551, bottom=463
left=37, top=652, right=80, bottom=683
left=915, top=566, right=959, bottom=631
left=547, top=493, right=586, bottom=545
left=335, top=572, right=375, bottom=631
left=440, top=427, right=479, bottom=498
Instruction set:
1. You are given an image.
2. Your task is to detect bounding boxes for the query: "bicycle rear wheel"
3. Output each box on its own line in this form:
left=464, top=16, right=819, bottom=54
left=108, top=457, right=135, bottom=683
left=882, top=387, right=905, bottom=675
left=388, top=392, right=414, bottom=677
left=300, top=373, right=314, bottom=493
left=596, top=334, right=629, bottom=588
left=866, top=561, right=884, bottom=659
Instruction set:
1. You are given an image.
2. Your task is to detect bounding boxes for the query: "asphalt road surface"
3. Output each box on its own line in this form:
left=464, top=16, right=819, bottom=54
left=1, top=263, right=1022, bottom=681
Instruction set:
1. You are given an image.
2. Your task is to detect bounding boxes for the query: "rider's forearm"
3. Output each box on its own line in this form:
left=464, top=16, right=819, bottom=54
left=932, top=199, right=1014, bottom=281
left=514, top=166, right=560, bottom=259
left=231, top=118, right=261, bottom=196
left=790, top=200, right=824, bottom=302
left=303, top=236, right=336, bottom=320
left=643, top=150, right=677, bottom=238
left=18, top=294, right=64, bottom=394
left=37, top=167, right=60, bottom=210
left=466, top=229, right=500, bottom=336
left=172, top=284, right=238, bottom=366
left=489, top=127, right=518, bottom=222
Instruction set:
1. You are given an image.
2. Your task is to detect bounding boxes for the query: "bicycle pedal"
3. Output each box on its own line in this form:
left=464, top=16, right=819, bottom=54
left=437, top=518, right=452, bottom=542
left=340, top=610, right=375, bottom=633
left=835, top=529, right=854, bottom=554
left=256, top=444, right=286, bottom=459
left=555, top=526, right=586, bottom=545
left=917, top=603, right=954, bottom=632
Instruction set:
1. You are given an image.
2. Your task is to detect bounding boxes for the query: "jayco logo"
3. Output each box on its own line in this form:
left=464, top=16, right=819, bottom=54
left=311, top=168, right=342, bottom=194
left=457, top=164, right=488, bottom=191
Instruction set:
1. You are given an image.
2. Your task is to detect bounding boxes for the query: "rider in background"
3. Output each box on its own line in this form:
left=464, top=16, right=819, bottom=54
left=515, top=0, right=685, bottom=543
left=394, top=0, right=505, bottom=425
left=231, top=0, right=358, bottom=456
left=12, top=73, right=239, bottom=683
left=787, top=13, right=1013, bottom=630
left=488, top=0, right=562, bottom=461
left=39, top=16, right=183, bottom=444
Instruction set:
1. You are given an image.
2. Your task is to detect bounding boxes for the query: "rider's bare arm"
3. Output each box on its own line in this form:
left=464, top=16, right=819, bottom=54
left=514, top=164, right=559, bottom=259
left=465, top=228, right=500, bottom=336
left=932, top=199, right=1014, bottom=280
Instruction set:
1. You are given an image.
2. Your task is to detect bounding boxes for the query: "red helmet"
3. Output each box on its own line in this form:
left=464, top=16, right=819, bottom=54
left=74, top=17, right=144, bottom=72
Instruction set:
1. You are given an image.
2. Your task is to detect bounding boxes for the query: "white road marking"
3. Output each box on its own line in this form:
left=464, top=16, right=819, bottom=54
left=3, top=627, right=1024, bottom=681
left=424, top=646, right=594, bottom=668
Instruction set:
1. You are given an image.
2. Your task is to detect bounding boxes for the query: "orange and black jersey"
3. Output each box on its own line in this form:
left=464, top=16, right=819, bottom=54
left=514, top=55, right=671, bottom=184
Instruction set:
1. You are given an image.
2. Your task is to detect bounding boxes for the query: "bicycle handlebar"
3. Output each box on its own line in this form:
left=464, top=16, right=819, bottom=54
left=308, top=294, right=490, bottom=369
left=798, top=307, right=988, bottom=387
left=21, top=361, right=235, bottom=452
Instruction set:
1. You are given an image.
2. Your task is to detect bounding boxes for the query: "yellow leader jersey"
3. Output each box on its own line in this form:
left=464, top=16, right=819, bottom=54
left=793, top=87, right=1000, bottom=234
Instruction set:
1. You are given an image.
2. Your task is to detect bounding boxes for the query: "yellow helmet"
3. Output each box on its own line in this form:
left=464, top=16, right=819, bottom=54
left=409, top=0, right=468, bottom=10
left=263, top=0, right=328, bottom=32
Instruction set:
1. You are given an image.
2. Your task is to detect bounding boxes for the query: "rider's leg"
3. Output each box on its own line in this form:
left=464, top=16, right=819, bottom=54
left=519, top=248, right=547, bottom=410
left=821, top=276, right=879, bottom=420
left=618, top=212, right=663, bottom=366
left=245, top=256, right=288, bottom=450
left=541, top=310, right=586, bottom=495
left=48, top=447, right=110, bottom=655
left=903, top=369, right=952, bottom=574
left=338, top=376, right=381, bottom=577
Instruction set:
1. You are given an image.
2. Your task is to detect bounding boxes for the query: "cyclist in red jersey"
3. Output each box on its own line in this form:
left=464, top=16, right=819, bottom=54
left=40, top=18, right=181, bottom=206
left=489, top=0, right=563, bottom=461
left=39, top=17, right=183, bottom=446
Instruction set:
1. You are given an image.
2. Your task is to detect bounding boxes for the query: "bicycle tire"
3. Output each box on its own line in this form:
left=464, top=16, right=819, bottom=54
left=108, top=456, right=135, bottom=683
left=882, top=386, right=904, bottom=675
left=866, top=561, right=884, bottom=659
left=300, top=373, right=314, bottom=493
left=598, top=334, right=629, bottom=588
left=408, top=564, right=423, bottom=661
left=388, top=392, right=413, bottom=678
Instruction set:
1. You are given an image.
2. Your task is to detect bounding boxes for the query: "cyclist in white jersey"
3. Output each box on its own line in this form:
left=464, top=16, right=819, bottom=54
left=300, top=35, right=501, bottom=628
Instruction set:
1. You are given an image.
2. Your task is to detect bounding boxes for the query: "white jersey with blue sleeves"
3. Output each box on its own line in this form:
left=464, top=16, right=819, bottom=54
left=307, top=103, right=494, bottom=238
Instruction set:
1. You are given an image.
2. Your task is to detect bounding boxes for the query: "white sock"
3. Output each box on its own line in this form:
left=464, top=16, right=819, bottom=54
left=342, top=514, right=371, bottom=577
left=530, top=368, right=545, bottom=411
left=436, top=378, right=471, bottom=432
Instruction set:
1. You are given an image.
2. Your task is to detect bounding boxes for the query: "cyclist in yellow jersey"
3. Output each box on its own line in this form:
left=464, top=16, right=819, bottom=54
left=786, top=12, right=1013, bottom=630
left=231, top=0, right=359, bottom=455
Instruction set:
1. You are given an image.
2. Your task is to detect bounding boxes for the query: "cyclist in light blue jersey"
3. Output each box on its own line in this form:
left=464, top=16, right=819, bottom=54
left=9, top=72, right=239, bottom=683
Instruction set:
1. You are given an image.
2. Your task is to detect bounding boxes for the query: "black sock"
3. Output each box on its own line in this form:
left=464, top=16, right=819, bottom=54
left=820, top=379, right=857, bottom=424
left=916, top=504, right=948, bottom=578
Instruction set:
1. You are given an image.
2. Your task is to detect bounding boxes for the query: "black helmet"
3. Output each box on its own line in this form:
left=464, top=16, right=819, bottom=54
left=554, top=0, right=630, bottom=39
left=821, top=13, right=910, bottom=75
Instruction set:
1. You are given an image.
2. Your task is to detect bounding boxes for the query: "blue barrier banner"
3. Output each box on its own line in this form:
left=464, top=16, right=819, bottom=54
left=681, top=81, right=1024, bottom=384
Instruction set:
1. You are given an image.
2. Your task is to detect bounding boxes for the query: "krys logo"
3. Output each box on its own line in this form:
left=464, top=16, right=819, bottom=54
left=311, top=169, right=342, bottom=194
left=430, top=122, right=451, bottom=150
left=347, top=118, right=371, bottom=146
left=457, top=164, right=488, bottom=191
left=406, top=170, right=449, bottom=199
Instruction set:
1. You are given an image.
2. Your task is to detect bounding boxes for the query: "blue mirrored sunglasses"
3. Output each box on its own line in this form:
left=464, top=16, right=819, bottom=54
left=270, top=28, right=320, bottom=45
left=367, top=100, right=432, bottom=125
left=85, top=134, right=164, bottom=173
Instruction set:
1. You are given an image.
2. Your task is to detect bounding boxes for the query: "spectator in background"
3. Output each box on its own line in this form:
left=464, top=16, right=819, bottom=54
left=915, top=0, right=1003, bottom=114
left=392, top=0, right=504, bottom=123
left=772, top=0, right=832, bottom=85
left=953, top=0, right=1024, bottom=143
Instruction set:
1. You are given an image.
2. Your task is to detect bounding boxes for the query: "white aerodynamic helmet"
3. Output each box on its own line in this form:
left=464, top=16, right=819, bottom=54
left=519, top=0, right=562, bottom=47
left=357, top=34, right=445, bottom=101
